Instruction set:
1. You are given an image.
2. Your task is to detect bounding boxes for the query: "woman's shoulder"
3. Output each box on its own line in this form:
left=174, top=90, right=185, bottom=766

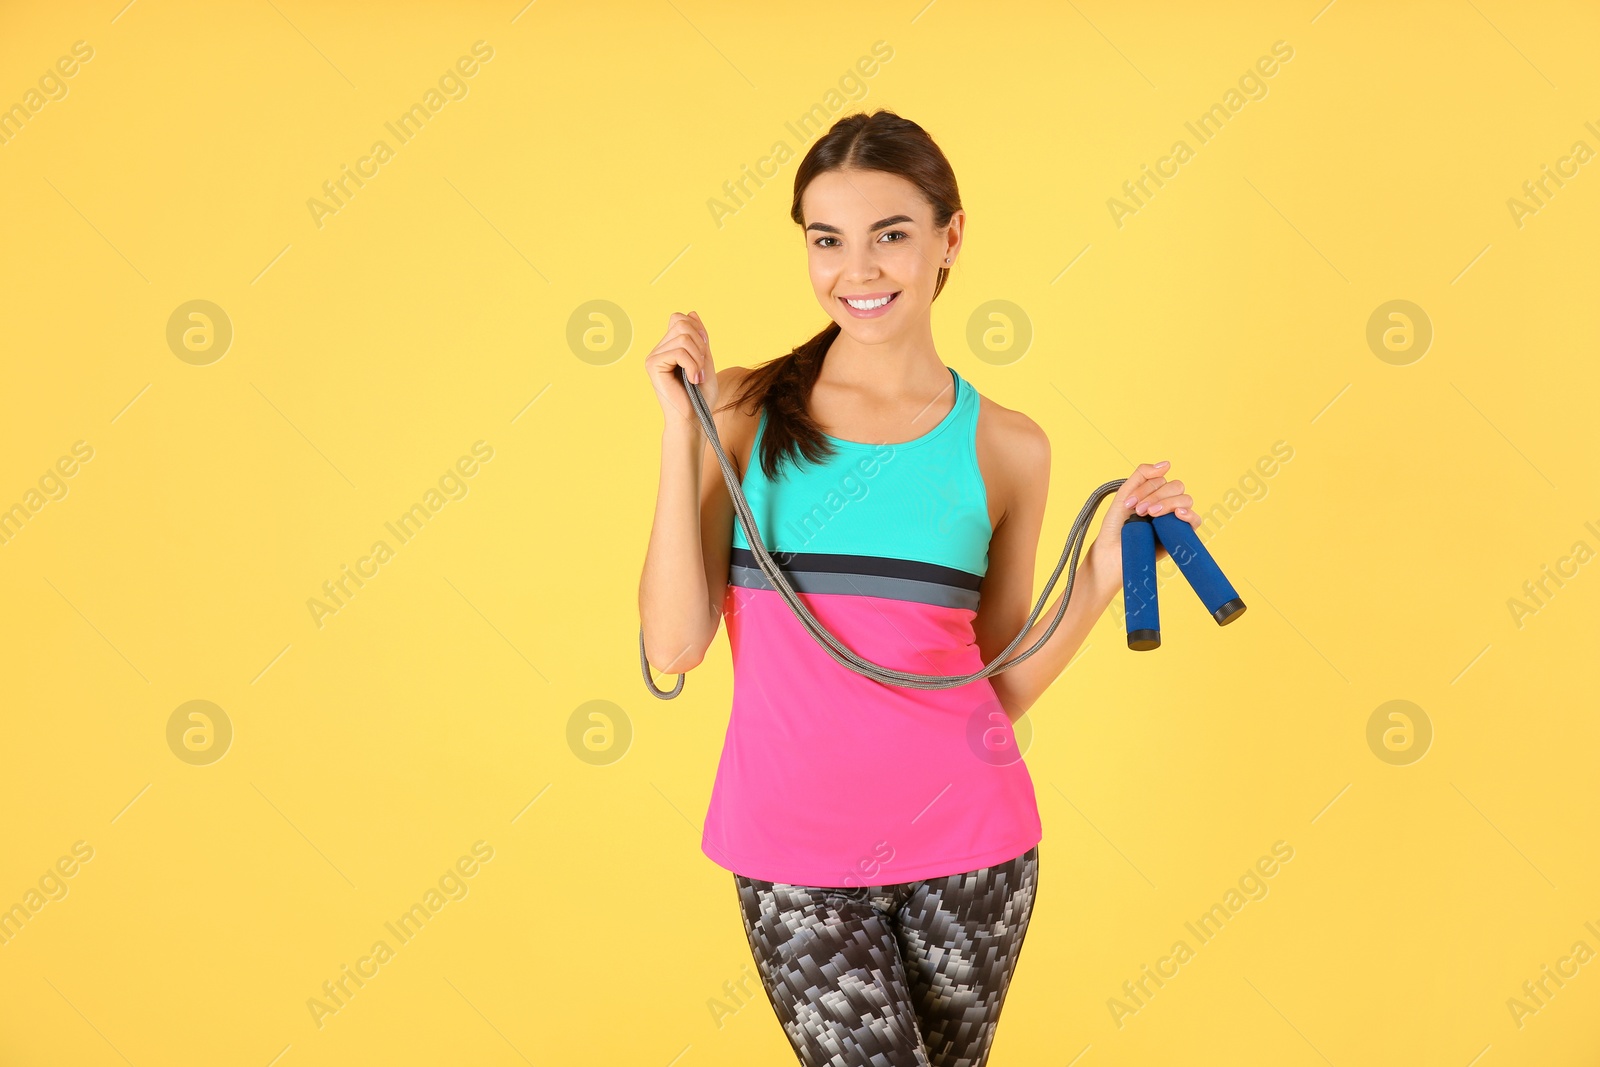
left=712, top=364, right=765, bottom=479
left=972, top=387, right=1050, bottom=461
left=972, top=387, right=1050, bottom=529
left=714, top=364, right=764, bottom=427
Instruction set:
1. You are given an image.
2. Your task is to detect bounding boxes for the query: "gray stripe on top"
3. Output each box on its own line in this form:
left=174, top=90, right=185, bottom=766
left=729, top=563, right=980, bottom=612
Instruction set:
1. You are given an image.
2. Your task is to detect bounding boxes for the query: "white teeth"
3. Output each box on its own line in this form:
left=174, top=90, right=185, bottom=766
left=844, top=295, right=893, bottom=309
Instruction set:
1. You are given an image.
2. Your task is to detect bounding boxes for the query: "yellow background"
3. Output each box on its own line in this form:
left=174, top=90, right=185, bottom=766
left=2, top=1, right=1597, bottom=1064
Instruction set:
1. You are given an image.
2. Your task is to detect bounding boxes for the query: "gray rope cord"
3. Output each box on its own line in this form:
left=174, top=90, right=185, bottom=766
left=640, top=365, right=1127, bottom=699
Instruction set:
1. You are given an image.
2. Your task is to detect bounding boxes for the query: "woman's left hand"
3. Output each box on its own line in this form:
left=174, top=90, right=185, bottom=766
left=1086, top=460, right=1202, bottom=588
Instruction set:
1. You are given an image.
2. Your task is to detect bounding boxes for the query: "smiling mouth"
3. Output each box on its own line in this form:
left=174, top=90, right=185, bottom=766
left=841, top=292, right=900, bottom=311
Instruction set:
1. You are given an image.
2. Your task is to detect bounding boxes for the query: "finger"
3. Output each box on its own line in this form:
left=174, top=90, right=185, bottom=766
left=662, top=316, right=708, bottom=351
left=685, top=310, right=709, bottom=343
left=653, top=343, right=706, bottom=385
left=653, top=331, right=708, bottom=372
left=1142, top=493, right=1192, bottom=517
left=1128, top=476, right=1167, bottom=508
left=647, top=339, right=696, bottom=372
left=1138, top=487, right=1201, bottom=528
left=657, top=314, right=695, bottom=344
left=684, top=352, right=709, bottom=386
left=1135, top=480, right=1185, bottom=514
left=1120, top=462, right=1169, bottom=506
left=1122, top=468, right=1169, bottom=509
left=665, top=311, right=708, bottom=346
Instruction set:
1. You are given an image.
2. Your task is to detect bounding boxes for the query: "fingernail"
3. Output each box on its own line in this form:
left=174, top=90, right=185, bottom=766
left=1125, top=497, right=1135, bottom=508
left=1157, top=460, right=1169, bottom=467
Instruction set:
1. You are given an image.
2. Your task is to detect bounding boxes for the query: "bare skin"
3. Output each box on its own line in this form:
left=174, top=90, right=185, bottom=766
left=637, top=166, right=1203, bottom=717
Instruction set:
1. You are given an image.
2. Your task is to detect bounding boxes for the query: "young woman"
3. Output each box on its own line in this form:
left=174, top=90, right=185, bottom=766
left=638, top=110, right=1202, bottom=1067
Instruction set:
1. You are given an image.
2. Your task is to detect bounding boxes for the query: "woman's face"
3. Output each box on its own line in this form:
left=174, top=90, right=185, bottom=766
left=800, top=167, right=962, bottom=343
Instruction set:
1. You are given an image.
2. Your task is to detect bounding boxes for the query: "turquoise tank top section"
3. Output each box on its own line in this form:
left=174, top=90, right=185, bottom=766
left=730, top=365, right=991, bottom=583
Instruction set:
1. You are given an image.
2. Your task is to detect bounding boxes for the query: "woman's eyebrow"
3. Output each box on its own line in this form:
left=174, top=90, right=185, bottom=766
left=804, top=214, right=916, bottom=235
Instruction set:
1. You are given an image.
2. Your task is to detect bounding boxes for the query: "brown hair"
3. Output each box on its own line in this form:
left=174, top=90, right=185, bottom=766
left=724, top=109, right=963, bottom=481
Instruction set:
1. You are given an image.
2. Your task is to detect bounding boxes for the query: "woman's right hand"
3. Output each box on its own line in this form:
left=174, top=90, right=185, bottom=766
left=646, top=311, right=718, bottom=429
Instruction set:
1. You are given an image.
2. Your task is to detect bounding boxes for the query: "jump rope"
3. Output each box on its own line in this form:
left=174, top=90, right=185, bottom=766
left=639, top=364, right=1245, bottom=700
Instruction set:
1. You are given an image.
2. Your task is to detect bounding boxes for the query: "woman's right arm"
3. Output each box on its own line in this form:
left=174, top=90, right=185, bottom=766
left=637, top=311, right=746, bottom=675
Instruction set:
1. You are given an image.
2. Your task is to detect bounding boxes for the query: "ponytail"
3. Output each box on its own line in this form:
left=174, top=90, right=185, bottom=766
left=725, top=320, right=842, bottom=482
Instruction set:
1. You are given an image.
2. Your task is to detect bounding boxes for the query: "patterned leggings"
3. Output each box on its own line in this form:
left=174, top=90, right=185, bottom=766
left=732, top=845, right=1039, bottom=1067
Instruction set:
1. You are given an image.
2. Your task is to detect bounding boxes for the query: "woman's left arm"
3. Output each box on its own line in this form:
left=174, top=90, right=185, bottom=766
left=973, top=417, right=1198, bottom=718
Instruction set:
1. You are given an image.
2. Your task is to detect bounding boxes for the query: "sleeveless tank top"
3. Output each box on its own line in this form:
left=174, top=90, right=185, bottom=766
left=700, top=365, right=1043, bottom=886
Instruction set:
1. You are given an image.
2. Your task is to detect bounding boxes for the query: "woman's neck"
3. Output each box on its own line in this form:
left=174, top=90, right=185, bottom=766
left=818, top=323, right=945, bottom=399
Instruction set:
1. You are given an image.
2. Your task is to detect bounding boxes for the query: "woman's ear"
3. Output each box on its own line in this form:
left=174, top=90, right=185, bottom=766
left=942, top=208, right=965, bottom=265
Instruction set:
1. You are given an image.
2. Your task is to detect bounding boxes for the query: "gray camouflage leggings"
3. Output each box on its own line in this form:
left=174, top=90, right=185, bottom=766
left=732, top=845, right=1039, bottom=1067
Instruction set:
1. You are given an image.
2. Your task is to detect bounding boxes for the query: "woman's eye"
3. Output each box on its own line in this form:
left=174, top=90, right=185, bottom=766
left=880, top=230, right=908, bottom=243
left=814, top=236, right=839, bottom=248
